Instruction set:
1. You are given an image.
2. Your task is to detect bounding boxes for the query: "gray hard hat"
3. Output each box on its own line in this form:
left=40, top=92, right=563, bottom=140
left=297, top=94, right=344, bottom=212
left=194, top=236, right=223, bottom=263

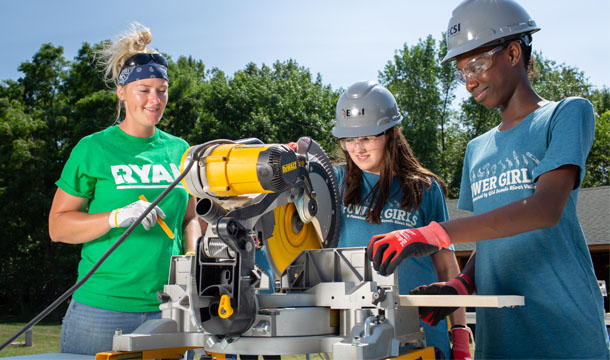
left=441, top=0, right=540, bottom=64
left=332, top=81, right=403, bottom=138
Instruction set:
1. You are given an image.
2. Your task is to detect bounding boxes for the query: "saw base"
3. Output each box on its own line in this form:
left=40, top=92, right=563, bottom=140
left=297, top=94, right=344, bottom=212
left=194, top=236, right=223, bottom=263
left=110, top=248, right=523, bottom=359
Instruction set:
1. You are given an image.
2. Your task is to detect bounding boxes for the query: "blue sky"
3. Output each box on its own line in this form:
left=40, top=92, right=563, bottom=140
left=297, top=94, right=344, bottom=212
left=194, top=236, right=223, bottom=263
left=1, top=0, right=609, bottom=93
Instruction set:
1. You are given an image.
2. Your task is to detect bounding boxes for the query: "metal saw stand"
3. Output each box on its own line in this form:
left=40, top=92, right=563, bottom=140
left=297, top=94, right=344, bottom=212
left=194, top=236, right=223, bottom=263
left=109, top=247, right=524, bottom=359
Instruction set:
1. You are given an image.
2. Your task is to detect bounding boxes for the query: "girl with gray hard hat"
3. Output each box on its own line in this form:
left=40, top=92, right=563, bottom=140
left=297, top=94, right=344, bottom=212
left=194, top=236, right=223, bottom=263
left=368, top=0, right=610, bottom=358
left=332, top=80, right=470, bottom=359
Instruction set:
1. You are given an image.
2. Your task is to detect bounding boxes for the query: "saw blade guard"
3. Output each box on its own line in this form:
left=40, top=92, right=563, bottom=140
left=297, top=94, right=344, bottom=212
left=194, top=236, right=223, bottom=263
left=265, top=137, right=341, bottom=276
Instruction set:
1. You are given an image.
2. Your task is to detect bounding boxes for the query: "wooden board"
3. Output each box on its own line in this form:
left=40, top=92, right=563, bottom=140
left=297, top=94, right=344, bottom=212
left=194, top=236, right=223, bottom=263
left=399, top=295, right=524, bottom=308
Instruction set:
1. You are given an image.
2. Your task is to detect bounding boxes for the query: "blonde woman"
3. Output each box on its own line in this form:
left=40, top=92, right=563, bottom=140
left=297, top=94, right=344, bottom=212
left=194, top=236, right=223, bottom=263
left=48, top=23, right=200, bottom=354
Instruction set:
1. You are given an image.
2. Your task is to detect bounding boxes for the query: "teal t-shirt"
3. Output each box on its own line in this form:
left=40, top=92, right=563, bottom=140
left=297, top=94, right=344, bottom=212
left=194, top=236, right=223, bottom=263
left=56, top=125, right=190, bottom=312
left=458, top=98, right=610, bottom=359
left=334, top=167, right=452, bottom=358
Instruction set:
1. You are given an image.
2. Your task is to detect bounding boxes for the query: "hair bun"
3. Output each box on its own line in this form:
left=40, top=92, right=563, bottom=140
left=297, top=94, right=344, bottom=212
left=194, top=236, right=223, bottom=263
left=133, top=29, right=152, bottom=52
left=96, top=22, right=157, bottom=86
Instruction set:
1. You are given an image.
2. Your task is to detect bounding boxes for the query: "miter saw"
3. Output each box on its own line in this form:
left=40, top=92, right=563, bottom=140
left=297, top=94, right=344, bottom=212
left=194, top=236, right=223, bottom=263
left=179, top=136, right=342, bottom=339
left=97, top=137, right=524, bottom=360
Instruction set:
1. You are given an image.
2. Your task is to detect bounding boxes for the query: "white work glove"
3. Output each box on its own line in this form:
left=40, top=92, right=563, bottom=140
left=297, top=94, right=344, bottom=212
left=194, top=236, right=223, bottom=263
left=109, top=200, right=166, bottom=231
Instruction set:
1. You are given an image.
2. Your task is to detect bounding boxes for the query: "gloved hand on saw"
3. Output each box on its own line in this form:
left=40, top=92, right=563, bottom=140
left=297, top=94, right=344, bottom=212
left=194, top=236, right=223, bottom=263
left=367, top=221, right=451, bottom=276
left=109, top=200, right=166, bottom=231
left=409, top=273, right=474, bottom=326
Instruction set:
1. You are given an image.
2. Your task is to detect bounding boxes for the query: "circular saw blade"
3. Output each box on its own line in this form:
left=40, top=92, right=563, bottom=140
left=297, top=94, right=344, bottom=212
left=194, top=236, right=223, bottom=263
left=266, top=203, right=321, bottom=276
left=264, top=138, right=340, bottom=277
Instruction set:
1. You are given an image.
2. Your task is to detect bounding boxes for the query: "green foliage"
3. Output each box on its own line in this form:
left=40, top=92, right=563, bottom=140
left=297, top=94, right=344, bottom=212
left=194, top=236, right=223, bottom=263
left=459, top=97, right=502, bottom=138
left=436, top=35, right=459, bottom=183
left=62, top=42, right=107, bottom=104
left=0, top=45, right=80, bottom=321
left=530, top=51, right=592, bottom=100
left=528, top=52, right=607, bottom=187
left=17, top=43, right=67, bottom=110
left=203, top=60, right=339, bottom=149
left=379, top=35, right=465, bottom=196
left=161, top=56, right=215, bottom=145
left=583, top=110, right=610, bottom=187
left=380, top=36, right=444, bottom=174
left=590, top=87, right=610, bottom=116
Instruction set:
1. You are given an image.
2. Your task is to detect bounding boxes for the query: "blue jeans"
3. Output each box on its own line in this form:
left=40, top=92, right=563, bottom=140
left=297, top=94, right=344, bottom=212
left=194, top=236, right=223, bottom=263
left=60, top=300, right=161, bottom=355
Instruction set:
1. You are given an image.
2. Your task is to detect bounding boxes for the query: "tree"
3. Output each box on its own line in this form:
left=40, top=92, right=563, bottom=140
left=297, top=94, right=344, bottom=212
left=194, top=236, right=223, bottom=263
left=436, top=35, right=459, bottom=184
left=0, top=43, right=91, bottom=320
left=161, top=55, right=217, bottom=146
left=204, top=60, right=339, bottom=149
left=17, top=43, right=67, bottom=110
left=530, top=51, right=609, bottom=186
left=60, top=42, right=116, bottom=160
left=590, top=87, right=610, bottom=116
left=442, top=122, right=471, bottom=198
left=0, top=96, right=47, bottom=317
left=62, top=42, right=108, bottom=105
left=379, top=36, right=444, bottom=174
left=380, top=35, right=466, bottom=196
left=0, top=83, right=79, bottom=320
left=530, top=51, right=592, bottom=101
left=583, top=110, right=610, bottom=187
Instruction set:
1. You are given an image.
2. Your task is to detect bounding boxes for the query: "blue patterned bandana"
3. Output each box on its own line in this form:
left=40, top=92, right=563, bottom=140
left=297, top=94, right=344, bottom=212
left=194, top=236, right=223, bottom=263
left=117, top=61, right=169, bottom=86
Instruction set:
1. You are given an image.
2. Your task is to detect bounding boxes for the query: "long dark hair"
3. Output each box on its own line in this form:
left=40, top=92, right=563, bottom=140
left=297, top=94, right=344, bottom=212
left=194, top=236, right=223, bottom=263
left=340, top=127, right=448, bottom=224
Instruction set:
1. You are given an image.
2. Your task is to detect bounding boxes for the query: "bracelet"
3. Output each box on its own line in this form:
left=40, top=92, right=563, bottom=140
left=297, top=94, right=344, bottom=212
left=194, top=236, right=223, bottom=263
left=451, top=324, right=467, bottom=330
left=185, top=251, right=196, bottom=256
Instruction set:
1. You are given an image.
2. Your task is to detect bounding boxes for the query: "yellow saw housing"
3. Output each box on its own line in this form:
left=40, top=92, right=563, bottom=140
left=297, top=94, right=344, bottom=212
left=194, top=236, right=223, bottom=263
left=180, top=143, right=298, bottom=198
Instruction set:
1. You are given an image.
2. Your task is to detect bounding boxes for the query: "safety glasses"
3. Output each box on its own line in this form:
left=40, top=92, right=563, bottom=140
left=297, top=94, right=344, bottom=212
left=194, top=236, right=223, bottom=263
left=455, top=45, right=506, bottom=84
left=121, top=53, right=168, bottom=71
left=339, top=131, right=388, bottom=152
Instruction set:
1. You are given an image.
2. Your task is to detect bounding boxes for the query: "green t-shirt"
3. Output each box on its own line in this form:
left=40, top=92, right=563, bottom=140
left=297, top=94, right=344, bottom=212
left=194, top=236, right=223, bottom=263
left=56, top=125, right=190, bottom=312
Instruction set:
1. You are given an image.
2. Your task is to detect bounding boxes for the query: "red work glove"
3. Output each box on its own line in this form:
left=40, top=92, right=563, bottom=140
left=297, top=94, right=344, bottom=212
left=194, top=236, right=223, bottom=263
left=367, top=222, right=451, bottom=276
left=451, top=326, right=473, bottom=360
left=410, top=274, right=474, bottom=326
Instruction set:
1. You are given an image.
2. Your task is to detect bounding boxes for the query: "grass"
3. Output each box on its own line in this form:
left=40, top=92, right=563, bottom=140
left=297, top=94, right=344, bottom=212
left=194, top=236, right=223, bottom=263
left=0, top=322, right=61, bottom=358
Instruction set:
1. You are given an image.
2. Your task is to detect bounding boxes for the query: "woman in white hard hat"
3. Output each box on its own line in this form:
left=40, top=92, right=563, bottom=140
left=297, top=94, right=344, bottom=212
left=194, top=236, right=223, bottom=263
left=332, top=80, right=471, bottom=359
left=367, top=0, right=610, bottom=358
left=48, top=23, right=201, bottom=355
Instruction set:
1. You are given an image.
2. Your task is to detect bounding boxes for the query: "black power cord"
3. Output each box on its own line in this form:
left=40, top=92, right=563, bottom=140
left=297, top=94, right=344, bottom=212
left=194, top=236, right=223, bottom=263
left=0, top=140, right=219, bottom=352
